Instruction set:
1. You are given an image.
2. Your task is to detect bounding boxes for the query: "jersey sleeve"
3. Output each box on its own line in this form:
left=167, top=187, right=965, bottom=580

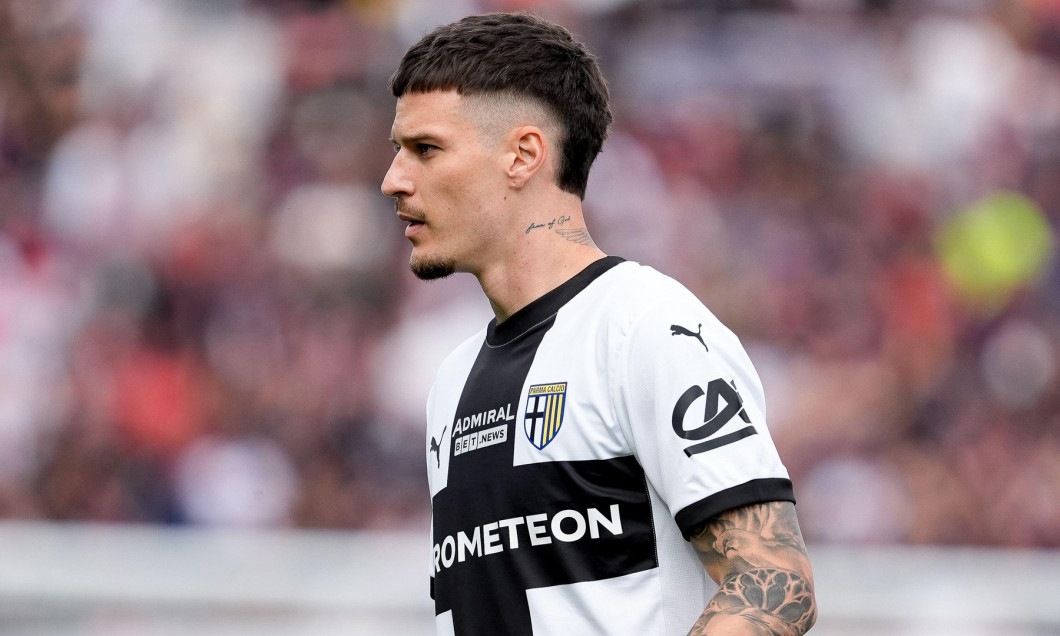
left=612, top=294, right=794, bottom=540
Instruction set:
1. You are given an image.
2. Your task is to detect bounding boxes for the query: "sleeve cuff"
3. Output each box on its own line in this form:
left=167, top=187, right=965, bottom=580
left=674, top=478, right=795, bottom=541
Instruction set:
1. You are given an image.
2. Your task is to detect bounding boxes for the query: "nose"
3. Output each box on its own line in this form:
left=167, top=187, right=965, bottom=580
left=381, top=153, right=412, bottom=198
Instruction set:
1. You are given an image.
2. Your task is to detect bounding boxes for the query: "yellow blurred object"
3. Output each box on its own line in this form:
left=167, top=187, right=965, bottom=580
left=936, top=192, right=1055, bottom=313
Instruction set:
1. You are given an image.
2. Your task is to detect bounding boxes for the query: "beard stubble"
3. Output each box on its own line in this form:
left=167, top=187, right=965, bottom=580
left=398, top=199, right=456, bottom=281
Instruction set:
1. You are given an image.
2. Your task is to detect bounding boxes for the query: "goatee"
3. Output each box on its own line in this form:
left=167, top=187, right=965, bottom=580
left=411, top=256, right=456, bottom=280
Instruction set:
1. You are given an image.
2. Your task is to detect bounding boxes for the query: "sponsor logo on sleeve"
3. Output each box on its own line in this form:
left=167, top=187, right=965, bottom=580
left=672, top=379, right=757, bottom=456
left=670, top=323, right=708, bottom=353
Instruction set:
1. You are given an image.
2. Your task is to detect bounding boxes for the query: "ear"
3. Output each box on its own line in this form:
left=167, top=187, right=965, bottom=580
left=506, top=126, right=548, bottom=189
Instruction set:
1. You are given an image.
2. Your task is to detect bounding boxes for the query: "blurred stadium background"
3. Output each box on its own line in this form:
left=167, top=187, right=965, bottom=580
left=1, top=0, right=1059, bottom=633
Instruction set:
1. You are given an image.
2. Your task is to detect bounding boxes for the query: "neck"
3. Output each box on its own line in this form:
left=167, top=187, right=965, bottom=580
left=474, top=200, right=606, bottom=323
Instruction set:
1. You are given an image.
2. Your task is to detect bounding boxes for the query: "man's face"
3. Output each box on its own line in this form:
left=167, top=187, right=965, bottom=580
left=382, top=90, right=509, bottom=280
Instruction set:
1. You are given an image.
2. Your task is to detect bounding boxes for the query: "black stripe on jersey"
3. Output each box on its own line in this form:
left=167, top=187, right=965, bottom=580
left=434, top=457, right=657, bottom=635
left=673, top=477, right=795, bottom=540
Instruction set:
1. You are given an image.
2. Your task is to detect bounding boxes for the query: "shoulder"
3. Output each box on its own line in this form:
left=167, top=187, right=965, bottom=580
left=586, top=261, right=707, bottom=322
left=600, top=263, right=764, bottom=410
left=594, top=261, right=738, bottom=350
left=603, top=260, right=696, bottom=300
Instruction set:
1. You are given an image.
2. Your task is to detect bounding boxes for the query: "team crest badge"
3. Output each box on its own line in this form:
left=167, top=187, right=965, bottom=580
left=524, top=382, right=567, bottom=450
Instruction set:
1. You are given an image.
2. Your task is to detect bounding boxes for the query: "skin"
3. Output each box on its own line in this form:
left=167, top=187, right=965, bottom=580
left=688, top=501, right=817, bottom=635
left=382, top=90, right=818, bottom=634
left=381, top=90, right=605, bottom=321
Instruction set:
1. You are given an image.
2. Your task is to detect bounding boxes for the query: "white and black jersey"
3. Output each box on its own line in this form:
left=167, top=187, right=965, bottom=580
left=425, top=256, right=794, bottom=636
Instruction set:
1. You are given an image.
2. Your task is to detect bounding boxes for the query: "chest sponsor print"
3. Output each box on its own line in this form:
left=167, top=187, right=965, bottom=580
left=452, top=403, right=515, bottom=458
left=524, top=382, right=567, bottom=450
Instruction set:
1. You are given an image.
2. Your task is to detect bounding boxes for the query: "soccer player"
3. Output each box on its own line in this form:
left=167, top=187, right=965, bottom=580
left=381, top=12, right=817, bottom=636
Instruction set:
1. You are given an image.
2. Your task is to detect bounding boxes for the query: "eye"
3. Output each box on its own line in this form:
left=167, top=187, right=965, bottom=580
left=416, top=143, right=438, bottom=156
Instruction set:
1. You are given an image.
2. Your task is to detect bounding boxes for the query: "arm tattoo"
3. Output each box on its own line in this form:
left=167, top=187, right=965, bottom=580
left=555, top=227, right=596, bottom=247
left=687, top=501, right=816, bottom=635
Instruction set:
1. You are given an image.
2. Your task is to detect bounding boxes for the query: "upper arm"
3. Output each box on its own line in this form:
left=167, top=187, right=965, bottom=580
left=612, top=291, right=793, bottom=537
left=689, top=501, right=817, bottom=632
left=607, top=277, right=815, bottom=633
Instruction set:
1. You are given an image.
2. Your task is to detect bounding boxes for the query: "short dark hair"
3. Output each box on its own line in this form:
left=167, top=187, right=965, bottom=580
left=389, top=13, right=612, bottom=200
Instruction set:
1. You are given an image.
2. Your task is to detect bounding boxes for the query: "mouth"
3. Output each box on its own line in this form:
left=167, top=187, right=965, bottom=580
left=403, top=218, right=425, bottom=238
left=396, top=204, right=427, bottom=239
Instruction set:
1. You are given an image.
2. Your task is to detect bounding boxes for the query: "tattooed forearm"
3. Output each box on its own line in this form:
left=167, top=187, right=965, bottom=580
left=687, top=502, right=816, bottom=635
left=689, top=568, right=815, bottom=636
left=555, top=227, right=596, bottom=247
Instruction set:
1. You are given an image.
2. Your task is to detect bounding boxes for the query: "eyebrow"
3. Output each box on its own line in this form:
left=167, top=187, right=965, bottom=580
left=390, top=133, right=443, bottom=147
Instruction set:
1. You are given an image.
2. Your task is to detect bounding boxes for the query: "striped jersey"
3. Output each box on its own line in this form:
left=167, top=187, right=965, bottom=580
left=425, top=256, right=794, bottom=636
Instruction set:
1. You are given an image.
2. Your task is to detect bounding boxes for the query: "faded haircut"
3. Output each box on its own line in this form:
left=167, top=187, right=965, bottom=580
left=389, top=12, right=612, bottom=200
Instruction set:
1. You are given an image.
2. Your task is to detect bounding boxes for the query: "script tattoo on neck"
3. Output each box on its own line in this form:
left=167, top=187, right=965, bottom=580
left=525, top=215, right=572, bottom=234
left=524, top=216, right=596, bottom=248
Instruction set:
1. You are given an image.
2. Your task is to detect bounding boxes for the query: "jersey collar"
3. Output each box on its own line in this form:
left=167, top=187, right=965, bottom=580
left=486, top=256, right=626, bottom=347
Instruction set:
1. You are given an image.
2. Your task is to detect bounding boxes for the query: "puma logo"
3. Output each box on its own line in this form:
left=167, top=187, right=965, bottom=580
left=670, top=323, right=708, bottom=353
left=430, top=425, right=447, bottom=468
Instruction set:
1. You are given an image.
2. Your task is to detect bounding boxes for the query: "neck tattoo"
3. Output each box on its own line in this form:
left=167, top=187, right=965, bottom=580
left=556, top=227, right=596, bottom=247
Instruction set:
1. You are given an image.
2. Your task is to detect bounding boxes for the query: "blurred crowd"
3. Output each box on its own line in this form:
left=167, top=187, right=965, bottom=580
left=1, top=0, right=1059, bottom=547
